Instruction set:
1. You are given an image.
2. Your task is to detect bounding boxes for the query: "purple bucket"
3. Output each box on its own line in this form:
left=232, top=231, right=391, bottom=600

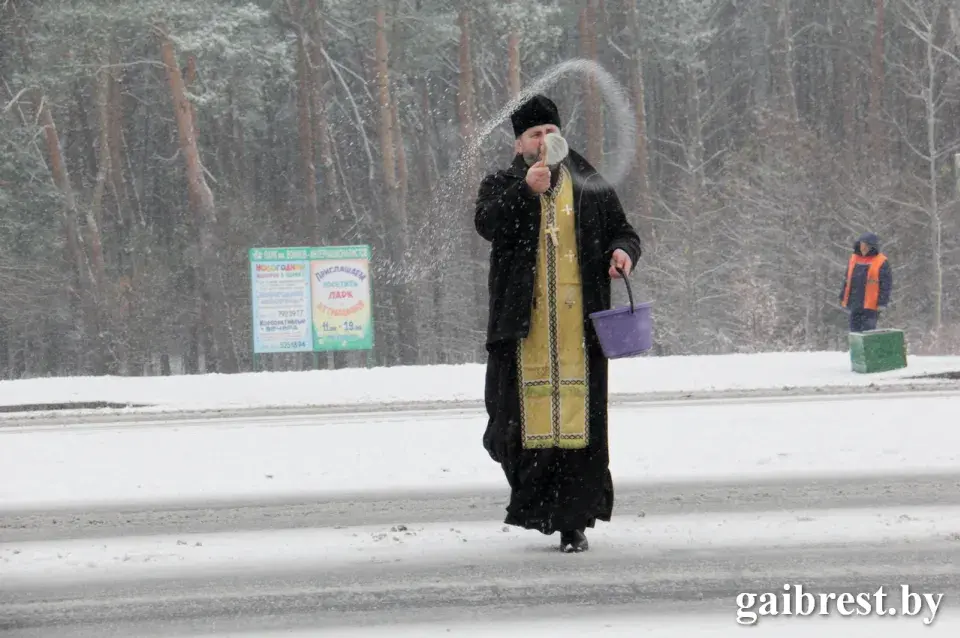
left=589, top=267, right=653, bottom=359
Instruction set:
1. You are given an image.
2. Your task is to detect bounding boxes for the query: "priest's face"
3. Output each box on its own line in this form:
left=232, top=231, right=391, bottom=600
left=515, top=123, right=560, bottom=165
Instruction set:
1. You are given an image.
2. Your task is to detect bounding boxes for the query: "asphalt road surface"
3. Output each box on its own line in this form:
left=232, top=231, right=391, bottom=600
left=3, top=471, right=960, bottom=636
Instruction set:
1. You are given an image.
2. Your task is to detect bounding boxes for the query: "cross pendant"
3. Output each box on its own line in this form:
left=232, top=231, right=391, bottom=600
left=544, top=224, right=560, bottom=246
left=562, top=204, right=573, bottom=217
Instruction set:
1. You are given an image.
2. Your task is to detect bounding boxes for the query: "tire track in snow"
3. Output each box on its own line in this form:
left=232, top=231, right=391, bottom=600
left=3, top=472, right=960, bottom=542
left=3, top=541, right=959, bottom=635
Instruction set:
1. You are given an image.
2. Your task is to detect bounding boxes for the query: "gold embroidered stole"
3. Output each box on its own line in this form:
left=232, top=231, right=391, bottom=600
left=517, top=166, right=589, bottom=450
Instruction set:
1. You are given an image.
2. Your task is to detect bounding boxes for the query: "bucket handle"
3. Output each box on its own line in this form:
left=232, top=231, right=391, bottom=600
left=615, top=266, right=635, bottom=314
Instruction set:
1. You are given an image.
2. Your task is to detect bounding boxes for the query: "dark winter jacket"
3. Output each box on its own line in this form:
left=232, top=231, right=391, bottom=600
left=474, top=149, right=642, bottom=350
left=839, top=232, right=892, bottom=311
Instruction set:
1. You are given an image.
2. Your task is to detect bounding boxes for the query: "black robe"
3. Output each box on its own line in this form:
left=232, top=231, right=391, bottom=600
left=474, top=150, right=642, bottom=535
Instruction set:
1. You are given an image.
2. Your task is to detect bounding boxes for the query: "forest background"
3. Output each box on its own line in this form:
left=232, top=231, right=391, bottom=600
left=1, top=0, right=959, bottom=377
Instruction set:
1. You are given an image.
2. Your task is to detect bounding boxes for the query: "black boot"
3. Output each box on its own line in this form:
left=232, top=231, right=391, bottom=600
left=559, top=529, right=589, bottom=553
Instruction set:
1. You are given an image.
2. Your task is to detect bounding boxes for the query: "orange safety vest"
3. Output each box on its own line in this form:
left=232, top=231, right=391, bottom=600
left=841, top=253, right=887, bottom=310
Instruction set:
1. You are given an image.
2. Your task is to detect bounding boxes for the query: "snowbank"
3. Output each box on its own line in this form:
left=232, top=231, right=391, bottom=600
left=2, top=395, right=958, bottom=512
left=2, top=351, right=959, bottom=415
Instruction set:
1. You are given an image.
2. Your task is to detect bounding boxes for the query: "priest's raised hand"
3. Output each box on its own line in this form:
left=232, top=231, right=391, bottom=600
left=525, top=158, right=550, bottom=195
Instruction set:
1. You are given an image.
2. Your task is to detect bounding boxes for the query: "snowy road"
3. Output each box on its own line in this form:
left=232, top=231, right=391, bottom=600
left=3, top=472, right=960, bottom=543
left=3, top=393, right=960, bottom=635
left=4, top=537, right=960, bottom=636
left=3, top=393, right=960, bottom=513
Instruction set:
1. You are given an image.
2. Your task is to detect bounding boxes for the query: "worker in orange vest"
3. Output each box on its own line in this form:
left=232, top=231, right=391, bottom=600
left=839, top=232, right=892, bottom=332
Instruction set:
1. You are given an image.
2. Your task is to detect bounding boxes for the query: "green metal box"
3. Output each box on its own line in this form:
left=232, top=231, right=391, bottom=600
left=849, top=329, right=907, bottom=373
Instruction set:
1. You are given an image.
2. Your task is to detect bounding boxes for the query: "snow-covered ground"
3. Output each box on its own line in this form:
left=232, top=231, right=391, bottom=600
left=4, top=355, right=959, bottom=636
left=191, top=613, right=956, bottom=637
left=4, top=504, right=958, bottom=587
left=1, top=351, right=959, bottom=415
left=200, top=613, right=957, bottom=637
left=2, top=395, right=958, bottom=512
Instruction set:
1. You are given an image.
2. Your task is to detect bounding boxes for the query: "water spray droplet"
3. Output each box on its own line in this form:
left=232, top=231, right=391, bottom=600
left=397, top=59, right=637, bottom=284
left=467, top=58, right=637, bottom=189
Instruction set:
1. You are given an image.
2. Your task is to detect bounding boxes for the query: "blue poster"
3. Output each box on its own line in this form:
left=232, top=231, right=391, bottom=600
left=249, top=248, right=312, bottom=353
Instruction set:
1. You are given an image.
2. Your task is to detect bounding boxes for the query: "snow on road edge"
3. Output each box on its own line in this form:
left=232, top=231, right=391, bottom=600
left=2, top=350, right=959, bottom=420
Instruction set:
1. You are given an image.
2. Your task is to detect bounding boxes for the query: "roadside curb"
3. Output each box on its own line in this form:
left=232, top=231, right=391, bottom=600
left=1, top=377, right=958, bottom=428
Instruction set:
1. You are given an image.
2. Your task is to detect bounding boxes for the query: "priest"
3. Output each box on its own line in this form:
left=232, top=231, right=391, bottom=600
left=474, top=94, right=642, bottom=552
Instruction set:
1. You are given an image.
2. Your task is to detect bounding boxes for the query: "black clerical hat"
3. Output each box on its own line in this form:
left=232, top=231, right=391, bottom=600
left=511, top=94, right=561, bottom=137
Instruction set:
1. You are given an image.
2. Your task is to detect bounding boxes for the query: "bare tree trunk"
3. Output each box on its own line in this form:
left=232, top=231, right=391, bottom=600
left=580, top=2, right=603, bottom=166
left=305, top=0, right=351, bottom=370
left=374, top=5, right=419, bottom=364
left=417, top=80, right=436, bottom=195
left=28, top=89, right=110, bottom=374
left=840, top=17, right=859, bottom=168
left=391, top=93, right=408, bottom=212
left=683, top=63, right=707, bottom=336
left=90, top=64, right=126, bottom=373
left=284, top=0, right=320, bottom=242
left=624, top=0, right=653, bottom=248
left=159, top=26, right=239, bottom=373
left=295, top=29, right=319, bottom=234
left=72, top=80, right=99, bottom=181
left=868, top=0, right=886, bottom=162
left=375, top=8, right=402, bottom=232
left=457, top=5, right=486, bottom=338
left=90, top=67, right=112, bottom=273
left=779, top=0, right=800, bottom=123
left=924, top=30, right=942, bottom=334
left=108, top=43, right=133, bottom=229
left=306, top=0, right=342, bottom=243
left=768, top=0, right=799, bottom=122
left=34, top=97, right=96, bottom=289
left=507, top=0, right=521, bottom=99
left=108, top=44, right=147, bottom=375
left=415, top=78, right=446, bottom=364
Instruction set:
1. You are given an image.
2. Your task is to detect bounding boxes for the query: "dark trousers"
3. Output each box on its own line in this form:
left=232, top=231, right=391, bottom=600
left=849, top=309, right=879, bottom=332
